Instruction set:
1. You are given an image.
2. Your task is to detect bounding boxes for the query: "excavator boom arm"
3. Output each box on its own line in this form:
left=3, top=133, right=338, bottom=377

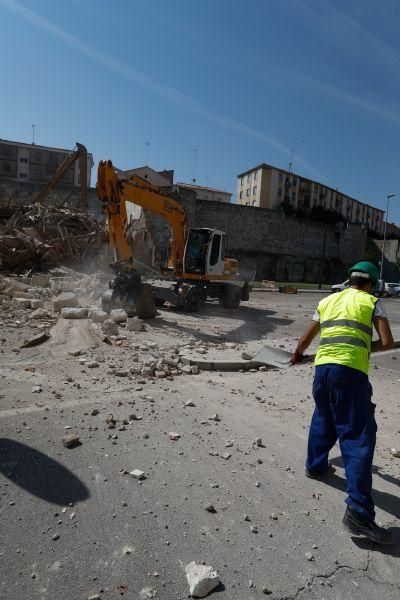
left=97, top=160, right=188, bottom=275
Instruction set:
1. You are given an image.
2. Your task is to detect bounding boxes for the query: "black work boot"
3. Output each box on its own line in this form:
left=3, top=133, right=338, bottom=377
left=342, top=506, right=393, bottom=544
left=305, top=464, right=335, bottom=479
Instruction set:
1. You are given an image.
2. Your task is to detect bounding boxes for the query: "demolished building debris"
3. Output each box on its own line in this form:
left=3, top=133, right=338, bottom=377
left=0, top=202, right=105, bottom=272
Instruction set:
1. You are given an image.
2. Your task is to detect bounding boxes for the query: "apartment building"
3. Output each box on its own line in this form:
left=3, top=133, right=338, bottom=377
left=0, top=139, right=94, bottom=187
left=236, top=162, right=385, bottom=236
left=176, top=182, right=231, bottom=203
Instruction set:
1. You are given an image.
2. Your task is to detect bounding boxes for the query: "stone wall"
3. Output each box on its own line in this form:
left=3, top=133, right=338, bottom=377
left=371, top=239, right=400, bottom=281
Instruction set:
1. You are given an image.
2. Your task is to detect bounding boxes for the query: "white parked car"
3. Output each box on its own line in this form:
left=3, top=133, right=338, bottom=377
left=331, top=279, right=385, bottom=297
left=384, top=282, right=400, bottom=297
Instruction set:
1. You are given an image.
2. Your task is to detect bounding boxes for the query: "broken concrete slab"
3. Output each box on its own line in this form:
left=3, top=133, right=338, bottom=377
left=60, top=307, right=88, bottom=319
left=53, top=292, right=79, bottom=312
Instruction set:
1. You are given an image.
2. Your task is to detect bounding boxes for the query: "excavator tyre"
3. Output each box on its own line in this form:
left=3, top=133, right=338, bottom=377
left=220, top=283, right=241, bottom=309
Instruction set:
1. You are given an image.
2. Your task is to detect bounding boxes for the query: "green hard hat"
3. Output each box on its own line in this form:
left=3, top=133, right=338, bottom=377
left=348, top=261, right=379, bottom=283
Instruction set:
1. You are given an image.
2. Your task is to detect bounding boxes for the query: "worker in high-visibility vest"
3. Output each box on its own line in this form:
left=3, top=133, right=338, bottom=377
left=291, top=261, right=394, bottom=544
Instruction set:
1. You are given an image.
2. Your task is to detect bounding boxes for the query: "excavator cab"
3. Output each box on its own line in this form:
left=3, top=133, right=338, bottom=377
left=184, top=228, right=227, bottom=277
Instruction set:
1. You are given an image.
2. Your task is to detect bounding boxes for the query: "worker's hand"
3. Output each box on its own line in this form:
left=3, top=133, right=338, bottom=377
left=290, top=350, right=303, bottom=365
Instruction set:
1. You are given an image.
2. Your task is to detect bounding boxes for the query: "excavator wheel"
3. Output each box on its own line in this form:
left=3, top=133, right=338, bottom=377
left=220, top=284, right=241, bottom=309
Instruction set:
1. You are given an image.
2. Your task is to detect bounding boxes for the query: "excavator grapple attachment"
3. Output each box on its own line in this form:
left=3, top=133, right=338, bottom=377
left=102, top=271, right=157, bottom=319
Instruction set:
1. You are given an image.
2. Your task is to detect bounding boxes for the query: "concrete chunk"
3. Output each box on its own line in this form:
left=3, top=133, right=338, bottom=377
left=53, top=292, right=78, bottom=312
left=60, top=307, right=88, bottom=319
left=89, top=309, right=108, bottom=323
left=110, top=309, right=128, bottom=323
left=185, top=561, right=220, bottom=598
left=30, top=274, right=50, bottom=288
left=126, top=316, right=144, bottom=331
left=102, top=319, right=119, bottom=336
left=12, top=297, right=31, bottom=309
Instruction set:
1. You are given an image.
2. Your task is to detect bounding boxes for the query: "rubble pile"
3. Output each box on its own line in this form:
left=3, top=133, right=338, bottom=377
left=0, top=202, right=105, bottom=271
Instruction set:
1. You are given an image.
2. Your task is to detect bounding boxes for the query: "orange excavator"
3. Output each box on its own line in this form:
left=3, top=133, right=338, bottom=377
left=97, top=160, right=250, bottom=318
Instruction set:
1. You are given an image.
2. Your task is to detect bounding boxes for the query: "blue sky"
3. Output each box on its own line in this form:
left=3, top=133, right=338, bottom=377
left=1, top=0, right=400, bottom=224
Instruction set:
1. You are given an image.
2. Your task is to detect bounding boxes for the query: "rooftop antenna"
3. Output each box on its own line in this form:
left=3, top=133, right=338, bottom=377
left=190, top=148, right=198, bottom=183
left=205, top=175, right=209, bottom=187
left=288, top=147, right=294, bottom=173
left=32, top=124, right=36, bottom=145
left=145, top=141, right=150, bottom=165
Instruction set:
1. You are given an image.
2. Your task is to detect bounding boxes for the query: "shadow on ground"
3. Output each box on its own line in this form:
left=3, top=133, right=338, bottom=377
left=351, top=527, right=400, bottom=557
left=151, top=304, right=294, bottom=343
left=0, top=438, right=89, bottom=505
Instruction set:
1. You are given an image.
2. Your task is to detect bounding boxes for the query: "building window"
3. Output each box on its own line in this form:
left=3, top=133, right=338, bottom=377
left=279, top=173, right=283, bottom=183
left=252, top=200, right=256, bottom=206
left=19, top=172, right=28, bottom=178
left=278, top=188, right=282, bottom=197
left=240, top=178, right=244, bottom=186
left=254, top=171, right=258, bottom=181
left=20, top=157, right=28, bottom=163
left=246, top=188, right=250, bottom=197
left=33, top=166, right=41, bottom=177
left=3, top=162, right=11, bottom=173
left=253, top=185, right=257, bottom=195
left=247, top=174, right=251, bottom=182
left=239, top=191, right=243, bottom=199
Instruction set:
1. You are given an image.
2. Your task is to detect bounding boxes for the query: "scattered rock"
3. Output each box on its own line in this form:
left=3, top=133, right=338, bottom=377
left=29, top=308, right=50, bottom=320
left=254, top=437, right=263, bottom=447
left=130, top=469, right=146, bottom=480
left=110, top=309, right=128, bottom=323
left=62, top=433, right=80, bottom=448
left=250, top=525, right=258, bottom=533
left=184, top=400, right=196, bottom=407
left=220, top=452, right=231, bottom=460
left=122, top=544, right=134, bottom=555
left=139, top=588, right=157, bottom=600
left=210, top=414, right=221, bottom=422
left=241, top=351, right=253, bottom=360
left=185, top=561, right=220, bottom=598
left=205, top=503, right=217, bottom=513
left=89, top=309, right=108, bottom=323
left=53, top=292, right=79, bottom=312
left=106, top=414, right=116, bottom=428
left=86, top=361, right=99, bottom=368
left=126, top=317, right=144, bottom=332
left=391, top=448, right=400, bottom=458
left=305, top=552, right=314, bottom=561
left=169, top=432, right=181, bottom=441
left=101, top=319, right=119, bottom=336
left=139, top=588, right=157, bottom=599
left=88, top=594, right=101, bottom=600
left=91, top=409, right=99, bottom=416
left=31, top=385, right=42, bottom=393
left=21, top=332, right=50, bottom=348
left=61, top=307, right=88, bottom=319
left=262, top=586, right=272, bottom=595
left=12, top=297, right=31, bottom=309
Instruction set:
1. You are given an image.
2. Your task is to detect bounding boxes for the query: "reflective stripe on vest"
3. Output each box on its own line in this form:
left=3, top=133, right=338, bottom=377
left=315, top=287, right=378, bottom=375
left=320, top=319, right=373, bottom=336
left=319, top=336, right=368, bottom=349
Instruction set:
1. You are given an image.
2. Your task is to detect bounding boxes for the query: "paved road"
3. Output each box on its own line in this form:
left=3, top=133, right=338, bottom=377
left=0, top=292, right=399, bottom=600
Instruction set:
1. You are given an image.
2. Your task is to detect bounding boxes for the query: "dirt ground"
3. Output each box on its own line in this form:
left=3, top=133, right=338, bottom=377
left=0, top=289, right=400, bottom=600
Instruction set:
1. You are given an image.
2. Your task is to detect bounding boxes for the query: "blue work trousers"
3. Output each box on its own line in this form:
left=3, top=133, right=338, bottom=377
left=306, top=364, right=377, bottom=521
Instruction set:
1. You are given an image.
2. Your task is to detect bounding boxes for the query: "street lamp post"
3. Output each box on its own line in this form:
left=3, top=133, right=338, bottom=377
left=379, top=193, right=396, bottom=281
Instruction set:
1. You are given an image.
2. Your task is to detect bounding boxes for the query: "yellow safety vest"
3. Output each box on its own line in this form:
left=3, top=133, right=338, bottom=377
left=315, top=287, right=378, bottom=375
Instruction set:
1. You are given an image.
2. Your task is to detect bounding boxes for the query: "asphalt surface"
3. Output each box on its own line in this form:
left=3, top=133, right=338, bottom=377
left=0, top=291, right=399, bottom=600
